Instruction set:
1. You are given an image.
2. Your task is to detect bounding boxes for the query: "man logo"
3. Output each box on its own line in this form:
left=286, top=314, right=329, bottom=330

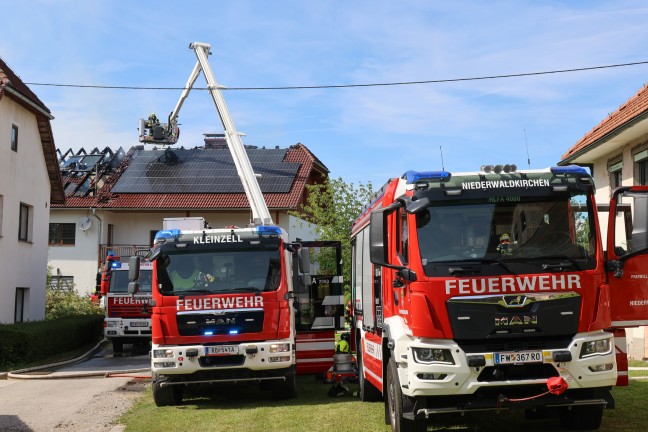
left=503, top=295, right=527, bottom=307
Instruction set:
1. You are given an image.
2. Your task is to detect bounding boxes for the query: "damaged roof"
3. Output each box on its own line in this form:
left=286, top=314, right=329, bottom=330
left=53, top=142, right=328, bottom=211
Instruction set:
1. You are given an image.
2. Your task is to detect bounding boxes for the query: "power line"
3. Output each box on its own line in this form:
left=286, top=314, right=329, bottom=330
left=24, top=60, right=648, bottom=91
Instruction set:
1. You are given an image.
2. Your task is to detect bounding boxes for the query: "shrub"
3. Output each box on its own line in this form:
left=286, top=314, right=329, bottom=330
left=0, top=315, right=104, bottom=371
left=45, top=288, right=103, bottom=320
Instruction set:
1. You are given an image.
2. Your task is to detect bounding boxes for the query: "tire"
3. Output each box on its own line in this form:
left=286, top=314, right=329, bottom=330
left=152, top=379, right=183, bottom=407
left=272, top=366, right=297, bottom=399
left=559, top=404, right=603, bottom=430
left=357, top=341, right=382, bottom=402
left=386, top=357, right=427, bottom=432
left=112, top=339, right=123, bottom=354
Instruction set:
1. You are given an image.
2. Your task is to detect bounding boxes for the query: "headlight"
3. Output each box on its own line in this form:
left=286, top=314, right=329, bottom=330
left=105, top=321, right=118, bottom=328
left=153, top=349, right=174, bottom=358
left=412, top=348, right=455, bottom=365
left=269, top=343, right=291, bottom=353
left=580, top=338, right=612, bottom=358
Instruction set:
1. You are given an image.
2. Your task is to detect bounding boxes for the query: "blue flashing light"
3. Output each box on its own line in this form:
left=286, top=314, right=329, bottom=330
left=154, top=229, right=181, bottom=241
left=403, top=170, right=451, bottom=184
left=550, top=165, right=589, bottom=176
left=204, top=331, right=214, bottom=336
left=229, top=329, right=239, bottom=335
left=110, top=261, right=122, bottom=269
left=256, top=225, right=282, bottom=236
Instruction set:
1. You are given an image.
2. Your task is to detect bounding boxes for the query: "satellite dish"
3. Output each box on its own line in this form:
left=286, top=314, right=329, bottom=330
left=79, top=217, right=92, bottom=231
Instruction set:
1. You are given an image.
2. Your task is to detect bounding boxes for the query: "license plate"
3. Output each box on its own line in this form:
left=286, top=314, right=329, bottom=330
left=494, top=351, right=542, bottom=364
left=130, top=321, right=148, bottom=327
left=206, top=345, right=239, bottom=356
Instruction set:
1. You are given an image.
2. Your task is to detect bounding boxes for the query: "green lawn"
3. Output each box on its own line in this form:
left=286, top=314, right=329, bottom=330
left=119, top=375, right=648, bottom=432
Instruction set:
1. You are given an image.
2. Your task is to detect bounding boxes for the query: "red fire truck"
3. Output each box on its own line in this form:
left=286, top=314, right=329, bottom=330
left=99, top=253, right=152, bottom=354
left=351, top=165, right=648, bottom=431
left=127, top=42, right=344, bottom=406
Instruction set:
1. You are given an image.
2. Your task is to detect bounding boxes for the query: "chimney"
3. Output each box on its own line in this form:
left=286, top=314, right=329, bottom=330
left=203, top=133, right=228, bottom=149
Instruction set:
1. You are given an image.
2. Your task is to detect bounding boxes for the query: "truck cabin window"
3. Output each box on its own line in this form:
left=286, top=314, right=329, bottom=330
left=156, top=249, right=281, bottom=294
left=110, top=270, right=153, bottom=293
left=415, top=193, right=595, bottom=267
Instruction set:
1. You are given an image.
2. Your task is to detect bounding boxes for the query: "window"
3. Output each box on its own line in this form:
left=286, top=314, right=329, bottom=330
left=18, top=203, right=31, bottom=242
left=11, top=124, right=18, bottom=152
left=15, top=288, right=27, bottom=322
left=48, top=223, right=76, bottom=245
left=608, top=160, right=623, bottom=188
left=633, top=147, right=648, bottom=185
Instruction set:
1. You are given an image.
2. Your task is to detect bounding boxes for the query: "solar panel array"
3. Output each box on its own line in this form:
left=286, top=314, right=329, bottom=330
left=112, top=147, right=300, bottom=194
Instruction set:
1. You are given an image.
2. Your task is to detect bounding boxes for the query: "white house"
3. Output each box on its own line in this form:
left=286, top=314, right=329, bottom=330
left=560, top=83, right=648, bottom=359
left=49, top=139, right=325, bottom=296
left=0, top=57, right=65, bottom=323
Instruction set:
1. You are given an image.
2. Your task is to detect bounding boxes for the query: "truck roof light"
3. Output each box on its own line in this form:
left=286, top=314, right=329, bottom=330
left=110, top=261, right=122, bottom=269
left=403, top=170, right=451, bottom=183
left=154, top=229, right=181, bottom=243
left=256, top=226, right=282, bottom=237
left=481, top=164, right=517, bottom=174
left=550, top=165, right=589, bottom=175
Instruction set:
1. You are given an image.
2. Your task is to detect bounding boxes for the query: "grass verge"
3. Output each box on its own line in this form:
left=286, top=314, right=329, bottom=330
left=119, top=375, right=648, bottom=432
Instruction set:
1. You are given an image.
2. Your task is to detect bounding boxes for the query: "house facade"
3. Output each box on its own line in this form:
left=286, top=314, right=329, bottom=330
left=0, top=58, right=65, bottom=323
left=560, top=83, right=648, bottom=359
left=49, top=140, right=326, bottom=296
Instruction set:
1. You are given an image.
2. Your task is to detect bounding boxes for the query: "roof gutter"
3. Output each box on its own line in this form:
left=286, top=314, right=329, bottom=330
left=2, top=85, right=54, bottom=120
left=560, top=109, right=648, bottom=165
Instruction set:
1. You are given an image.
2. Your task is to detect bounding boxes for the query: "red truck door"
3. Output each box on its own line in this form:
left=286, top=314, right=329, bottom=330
left=607, top=186, right=648, bottom=327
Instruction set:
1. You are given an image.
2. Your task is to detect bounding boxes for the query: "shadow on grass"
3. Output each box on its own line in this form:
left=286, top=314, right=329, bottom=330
left=174, top=374, right=360, bottom=410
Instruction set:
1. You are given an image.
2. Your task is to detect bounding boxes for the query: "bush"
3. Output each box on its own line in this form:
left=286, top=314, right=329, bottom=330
left=0, top=315, right=104, bottom=371
left=46, top=288, right=103, bottom=320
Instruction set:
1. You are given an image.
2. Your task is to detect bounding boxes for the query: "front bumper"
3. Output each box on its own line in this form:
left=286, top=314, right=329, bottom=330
left=104, top=318, right=151, bottom=338
left=395, top=331, right=617, bottom=399
left=150, top=339, right=295, bottom=378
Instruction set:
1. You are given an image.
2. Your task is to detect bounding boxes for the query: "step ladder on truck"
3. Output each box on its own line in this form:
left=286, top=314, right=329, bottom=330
left=128, top=42, right=344, bottom=406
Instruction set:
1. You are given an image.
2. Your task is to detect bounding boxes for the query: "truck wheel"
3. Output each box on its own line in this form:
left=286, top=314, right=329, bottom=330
left=559, top=404, right=603, bottom=430
left=358, top=343, right=382, bottom=402
left=272, top=366, right=297, bottom=399
left=152, top=380, right=183, bottom=407
left=386, top=357, right=426, bottom=432
left=112, top=340, right=123, bottom=354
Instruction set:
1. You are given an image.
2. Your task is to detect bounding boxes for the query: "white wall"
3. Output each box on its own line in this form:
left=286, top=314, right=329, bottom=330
left=0, top=98, right=51, bottom=323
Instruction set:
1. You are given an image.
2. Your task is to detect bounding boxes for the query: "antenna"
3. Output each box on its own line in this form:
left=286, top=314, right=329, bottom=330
left=440, top=146, right=445, bottom=171
left=524, top=129, right=531, bottom=169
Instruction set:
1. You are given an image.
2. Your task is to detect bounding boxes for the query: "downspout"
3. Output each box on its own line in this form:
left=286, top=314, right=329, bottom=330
left=92, top=208, right=103, bottom=266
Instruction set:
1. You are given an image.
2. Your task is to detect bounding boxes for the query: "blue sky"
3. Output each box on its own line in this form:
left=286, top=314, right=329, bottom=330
left=3, top=1, right=648, bottom=187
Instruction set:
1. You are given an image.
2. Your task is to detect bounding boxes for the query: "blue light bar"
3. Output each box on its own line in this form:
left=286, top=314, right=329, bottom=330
left=550, top=165, right=589, bottom=175
left=204, top=331, right=214, bottom=336
left=154, top=229, right=181, bottom=241
left=110, top=261, right=122, bottom=269
left=256, top=225, right=282, bottom=236
left=229, top=329, right=239, bottom=335
left=403, top=170, right=451, bottom=184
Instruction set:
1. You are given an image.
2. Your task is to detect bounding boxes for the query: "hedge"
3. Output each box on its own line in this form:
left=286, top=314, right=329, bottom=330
left=0, top=315, right=104, bottom=371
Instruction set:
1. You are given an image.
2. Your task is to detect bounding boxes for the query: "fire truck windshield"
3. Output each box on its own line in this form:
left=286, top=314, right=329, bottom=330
left=110, top=270, right=153, bottom=293
left=156, top=249, right=281, bottom=295
left=415, top=192, right=596, bottom=269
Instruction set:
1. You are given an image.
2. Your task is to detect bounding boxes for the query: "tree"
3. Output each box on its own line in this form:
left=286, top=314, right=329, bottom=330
left=292, top=177, right=375, bottom=298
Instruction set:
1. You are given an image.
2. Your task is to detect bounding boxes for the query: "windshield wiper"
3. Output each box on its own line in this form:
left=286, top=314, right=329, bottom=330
left=476, top=258, right=518, bottom=275
left=448, top=265, right=482, bottom=276
left=537, top=255, right=581, bottom=271
left=228, top=287, right=262, bottom=293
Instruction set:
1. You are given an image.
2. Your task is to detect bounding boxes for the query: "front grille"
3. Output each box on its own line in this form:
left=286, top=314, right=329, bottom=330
left=477, top=364, right=558, bottom=382
left=108, top=304, right=151, bottom=318
left=177, top=310, right=264, bottom=336
left=457, top=337, right=572, bottom=354
left=199, top=355, right=246, bottom=368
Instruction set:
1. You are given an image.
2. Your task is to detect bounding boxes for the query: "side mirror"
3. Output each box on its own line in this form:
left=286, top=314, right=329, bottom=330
left=369, top=202, right=404, bottom=270
left=298, top=247, right=311, bottom=274
left=128, top=256, right=141, bottom=294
